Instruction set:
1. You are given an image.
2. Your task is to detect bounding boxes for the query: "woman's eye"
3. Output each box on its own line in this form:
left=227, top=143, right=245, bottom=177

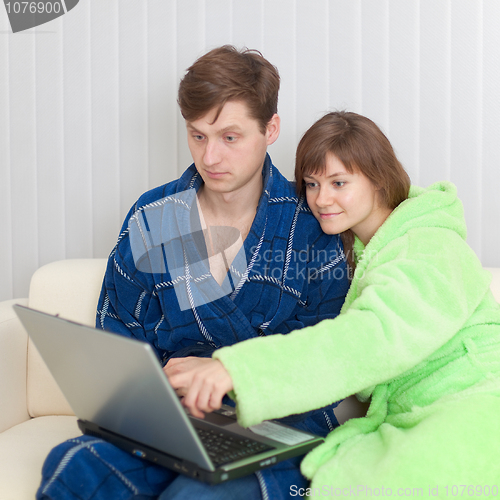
left=333, top=181, right=345, bottom=188
left=305, top=182, right=317, bottom=189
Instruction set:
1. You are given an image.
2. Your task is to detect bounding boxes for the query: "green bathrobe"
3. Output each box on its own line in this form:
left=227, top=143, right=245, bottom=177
left=213, top=182, right=500, bottom=491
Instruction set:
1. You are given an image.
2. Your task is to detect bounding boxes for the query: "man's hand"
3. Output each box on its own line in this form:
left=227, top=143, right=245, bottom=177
left=164, top=357, right=233, bottom=418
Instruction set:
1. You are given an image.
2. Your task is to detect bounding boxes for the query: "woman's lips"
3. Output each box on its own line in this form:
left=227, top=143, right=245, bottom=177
left=319, top=212, right=342, bottom=219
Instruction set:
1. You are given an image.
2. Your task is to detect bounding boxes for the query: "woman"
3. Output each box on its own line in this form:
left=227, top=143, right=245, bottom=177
left=168, top=111, right=500, bottom=488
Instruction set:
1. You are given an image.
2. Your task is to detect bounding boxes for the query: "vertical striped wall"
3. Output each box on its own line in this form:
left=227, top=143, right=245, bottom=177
left=1, top=0, right=499, bottom=301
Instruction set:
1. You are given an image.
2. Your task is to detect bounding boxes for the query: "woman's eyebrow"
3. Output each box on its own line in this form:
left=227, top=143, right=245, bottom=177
left=304, top=172, right=348, bottom=179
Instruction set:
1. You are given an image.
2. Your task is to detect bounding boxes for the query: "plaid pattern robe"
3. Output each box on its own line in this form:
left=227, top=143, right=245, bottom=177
left=96, top=154, right=348, bottom=363
left=38, top=155, right=349, bottom=500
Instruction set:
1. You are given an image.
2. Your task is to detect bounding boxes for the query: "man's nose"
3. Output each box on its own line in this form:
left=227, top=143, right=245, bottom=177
left=203, top=140, right=222, bottom=166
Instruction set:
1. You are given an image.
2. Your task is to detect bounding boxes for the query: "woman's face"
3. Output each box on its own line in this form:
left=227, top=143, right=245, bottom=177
left=303, top=153, right=391, bottom=245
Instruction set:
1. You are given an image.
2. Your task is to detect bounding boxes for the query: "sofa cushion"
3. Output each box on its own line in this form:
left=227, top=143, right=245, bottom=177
left=27, top=259, right=107, bottom=418
left=0, top=299, right=30, bottom=433
left=0, top=416, right=81, bottom=500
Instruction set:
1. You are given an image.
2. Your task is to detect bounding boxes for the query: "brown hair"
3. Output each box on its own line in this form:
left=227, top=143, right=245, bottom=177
left=295, top=111, right=411, bottom=270
left=178, top=45, right=280, bottom=134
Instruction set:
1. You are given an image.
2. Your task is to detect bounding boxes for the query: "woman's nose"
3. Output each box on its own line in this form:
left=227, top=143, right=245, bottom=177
left=315, top=186, right=334, bottom=208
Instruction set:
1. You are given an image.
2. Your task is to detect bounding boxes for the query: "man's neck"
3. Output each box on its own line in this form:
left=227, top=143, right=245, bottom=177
left=197, top=177, right=263, bottom=226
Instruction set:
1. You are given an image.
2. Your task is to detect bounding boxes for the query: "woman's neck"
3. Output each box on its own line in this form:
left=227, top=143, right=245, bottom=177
left=354, top=206, right=393, bottom=246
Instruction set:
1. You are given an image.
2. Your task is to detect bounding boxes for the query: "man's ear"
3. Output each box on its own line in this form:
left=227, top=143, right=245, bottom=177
left=265, top=114, right=280, bottom=146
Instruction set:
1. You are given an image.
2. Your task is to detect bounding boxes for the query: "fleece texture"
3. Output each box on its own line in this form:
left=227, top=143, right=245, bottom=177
left=214, top=182, right=500, bottom=489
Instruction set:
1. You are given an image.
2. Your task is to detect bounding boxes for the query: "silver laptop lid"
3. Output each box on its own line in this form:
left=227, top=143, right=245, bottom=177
left=14, top=305, right=213, bottom=470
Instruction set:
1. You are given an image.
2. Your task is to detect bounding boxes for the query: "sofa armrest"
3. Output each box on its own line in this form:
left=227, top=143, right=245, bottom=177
left=26, top=259, right=108, bottom=418
left=0, top=299, right=30, bottom=433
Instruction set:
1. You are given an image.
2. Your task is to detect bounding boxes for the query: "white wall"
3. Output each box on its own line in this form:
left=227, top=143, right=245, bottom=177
left=1, top=0, right=500, bottom=301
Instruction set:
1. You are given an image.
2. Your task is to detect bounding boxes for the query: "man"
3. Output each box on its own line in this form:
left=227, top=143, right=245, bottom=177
left=37, top=46, right=349, bottom=500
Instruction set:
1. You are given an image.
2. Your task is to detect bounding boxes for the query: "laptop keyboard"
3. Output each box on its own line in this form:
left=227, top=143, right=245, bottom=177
left=196, top=427, right=273, bottom=466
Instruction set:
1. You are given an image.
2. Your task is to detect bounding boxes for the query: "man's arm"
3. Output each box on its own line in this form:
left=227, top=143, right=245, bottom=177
left=96, top=248, right=168, bottom=360
left=96, top=214, right=217, bottom=365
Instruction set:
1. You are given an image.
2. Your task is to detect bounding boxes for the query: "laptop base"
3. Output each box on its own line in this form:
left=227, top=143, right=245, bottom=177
left=78, top=419, right=317, bottom=485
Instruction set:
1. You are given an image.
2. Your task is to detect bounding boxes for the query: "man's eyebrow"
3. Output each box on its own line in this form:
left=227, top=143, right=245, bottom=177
left=186, top=123, right=243, bottom=134
left=186, top=123, right=201, bottom=132
left=216, top=125, right=243, bottom=134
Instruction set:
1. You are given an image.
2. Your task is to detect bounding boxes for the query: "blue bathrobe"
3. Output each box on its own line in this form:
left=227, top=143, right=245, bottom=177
left=37, top=154, right=349, bottom=500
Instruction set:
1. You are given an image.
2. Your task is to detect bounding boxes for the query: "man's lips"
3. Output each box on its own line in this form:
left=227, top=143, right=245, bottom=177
left=205, top=170, right=228, bottom=179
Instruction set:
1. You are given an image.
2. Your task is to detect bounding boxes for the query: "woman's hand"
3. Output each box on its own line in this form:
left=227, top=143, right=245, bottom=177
left=163, top=357, right=211, bottom=397
left=164, top=357, right=234, bottom=418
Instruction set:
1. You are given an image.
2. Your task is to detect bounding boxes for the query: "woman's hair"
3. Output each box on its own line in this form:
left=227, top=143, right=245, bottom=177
left=295, top=111, right=411, bottom=271
left=178, top=45, right=280, bottom=134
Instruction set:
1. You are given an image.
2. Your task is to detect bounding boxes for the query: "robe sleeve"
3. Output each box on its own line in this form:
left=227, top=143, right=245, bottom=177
left=95, top=204, right=217, bottom=363
left=213, top=227, right=492, bottom=427
left=95, top=228, right=167, bottom=361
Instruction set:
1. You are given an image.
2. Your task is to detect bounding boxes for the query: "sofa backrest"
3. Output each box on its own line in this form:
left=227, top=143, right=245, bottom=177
left=27, top=259, right=108, bottom=417
left=485, top=268, right=500, bottom=303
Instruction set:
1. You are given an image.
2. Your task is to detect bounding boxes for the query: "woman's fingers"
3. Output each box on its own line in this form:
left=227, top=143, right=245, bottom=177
left=180, top=360, right=234, bottom=418
left=164, top=357, right=212, bottom=398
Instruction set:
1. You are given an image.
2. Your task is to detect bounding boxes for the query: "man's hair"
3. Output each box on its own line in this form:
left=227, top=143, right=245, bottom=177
left=295, top=111, right=410, bottom=209
left=178, top=45, right=280, bottom=134
left=295, top=111, right=411, bottom=271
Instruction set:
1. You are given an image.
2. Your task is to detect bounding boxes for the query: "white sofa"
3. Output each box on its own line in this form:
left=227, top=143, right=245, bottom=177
left=1, top=259, right=500, bottom=500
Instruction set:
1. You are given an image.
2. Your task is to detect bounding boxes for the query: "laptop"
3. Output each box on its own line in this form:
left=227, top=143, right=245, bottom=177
left=14, top=304, right=324, bottom=484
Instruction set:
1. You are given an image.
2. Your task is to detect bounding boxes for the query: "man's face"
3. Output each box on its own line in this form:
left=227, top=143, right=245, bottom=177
left=186, top=101, right=280, bottom=197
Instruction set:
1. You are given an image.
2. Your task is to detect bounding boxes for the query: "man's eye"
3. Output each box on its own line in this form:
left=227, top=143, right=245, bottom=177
left=193, top=135, right=204, bottom=141
left=225, top=135, right=237, bottom=142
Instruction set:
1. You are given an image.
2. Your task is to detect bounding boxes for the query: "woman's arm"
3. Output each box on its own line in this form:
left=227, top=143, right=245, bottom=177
left=174, top=229, right=491, bottom=426
left=219, top=230, right=491, bottom=426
